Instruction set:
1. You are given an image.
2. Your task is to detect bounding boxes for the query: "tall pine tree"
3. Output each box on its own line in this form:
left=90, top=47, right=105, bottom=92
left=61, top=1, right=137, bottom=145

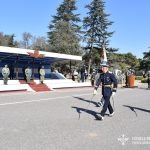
left=83, top=0, right=114, bottom=75
left=47, top=0, right=82, bottom=55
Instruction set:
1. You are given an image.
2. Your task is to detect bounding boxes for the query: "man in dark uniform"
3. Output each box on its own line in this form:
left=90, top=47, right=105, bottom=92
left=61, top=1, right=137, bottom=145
left=93, top=61, right=118, bottom=120
left=9, top=64, right=14, bottom=80
left=147, top=71, right=150, bottom=90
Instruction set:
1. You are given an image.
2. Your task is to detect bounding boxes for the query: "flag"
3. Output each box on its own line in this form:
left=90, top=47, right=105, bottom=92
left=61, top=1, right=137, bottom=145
left=101, top=46, right=107, bottom=64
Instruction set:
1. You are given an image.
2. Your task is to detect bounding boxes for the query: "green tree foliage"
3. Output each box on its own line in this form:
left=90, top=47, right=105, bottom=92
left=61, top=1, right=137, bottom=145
left=143, top=50, right=150, bottom=59
left=108, top=52, right=140, bottom=73
left=83, top=0, right=113, bottom=48
left=124, top=53, right=139, bottom=67
left=83, top=0, right=114, bottom=74
left=141, top=50, right=150, bottom=71
left=47, top=0, right=82, bottom=55
left=0, top=32, right=18, bottom=47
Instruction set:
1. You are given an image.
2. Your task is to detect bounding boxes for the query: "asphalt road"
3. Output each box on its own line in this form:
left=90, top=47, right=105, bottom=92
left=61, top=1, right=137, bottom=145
left=0, top=85, right=149, bottom=150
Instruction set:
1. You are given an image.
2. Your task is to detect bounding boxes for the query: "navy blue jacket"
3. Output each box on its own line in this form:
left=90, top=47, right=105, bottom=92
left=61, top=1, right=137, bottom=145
left=96, top=71, right=118, bottom=96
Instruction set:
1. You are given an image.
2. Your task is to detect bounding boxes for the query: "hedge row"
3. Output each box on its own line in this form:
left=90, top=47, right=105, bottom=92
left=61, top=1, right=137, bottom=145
left=135, top=76, right=148, bottom=83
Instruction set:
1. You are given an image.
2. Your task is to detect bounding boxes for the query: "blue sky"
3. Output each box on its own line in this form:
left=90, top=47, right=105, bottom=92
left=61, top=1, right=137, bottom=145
left=0, top=0, right=150, bottom=58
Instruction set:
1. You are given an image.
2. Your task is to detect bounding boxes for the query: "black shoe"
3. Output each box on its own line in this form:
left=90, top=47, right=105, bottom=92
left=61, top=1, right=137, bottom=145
left=96, top=115, right=104, bottom=121
left=109, top=112, right=115, bottom=117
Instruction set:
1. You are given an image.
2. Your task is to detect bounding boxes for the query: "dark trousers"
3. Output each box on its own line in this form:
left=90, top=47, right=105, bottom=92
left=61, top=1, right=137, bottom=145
left=101, top=96, right=113, bottom=116
left=148, top=82, right=150, bottom=89
left=10, top=73, right=14, bottom=80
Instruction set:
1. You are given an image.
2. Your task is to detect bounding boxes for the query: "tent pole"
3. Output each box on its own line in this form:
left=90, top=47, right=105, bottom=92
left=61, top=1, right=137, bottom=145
left=16, top=55, right=19, bottom=80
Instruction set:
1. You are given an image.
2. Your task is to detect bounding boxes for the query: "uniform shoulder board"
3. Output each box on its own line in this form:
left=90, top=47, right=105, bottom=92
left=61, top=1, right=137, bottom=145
left=108, top=71, right=113, bottom=74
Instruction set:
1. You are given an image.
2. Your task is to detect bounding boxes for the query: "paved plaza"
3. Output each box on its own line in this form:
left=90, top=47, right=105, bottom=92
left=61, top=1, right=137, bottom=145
left=0, top=83, right=149, bottom=150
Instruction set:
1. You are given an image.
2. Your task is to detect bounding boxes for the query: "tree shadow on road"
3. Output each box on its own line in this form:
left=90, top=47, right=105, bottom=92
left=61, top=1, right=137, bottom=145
left=123, top=105, right=150, bottom=117
left=73, top=96, right=100, bottom=107
left=72, top=106, right=102, bottom=120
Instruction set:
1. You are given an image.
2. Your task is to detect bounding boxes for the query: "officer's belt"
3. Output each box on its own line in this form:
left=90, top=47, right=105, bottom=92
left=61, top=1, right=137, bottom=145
left=102, top=84, right=112, bottom=87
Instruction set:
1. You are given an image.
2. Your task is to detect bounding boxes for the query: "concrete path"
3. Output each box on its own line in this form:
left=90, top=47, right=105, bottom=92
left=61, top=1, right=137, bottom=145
left=0, top=84, right=149, bottom=150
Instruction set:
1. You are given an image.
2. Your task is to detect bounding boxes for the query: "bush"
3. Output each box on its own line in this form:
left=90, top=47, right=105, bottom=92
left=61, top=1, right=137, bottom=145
left=135, top=76, right=144, bottom=80
left=141, top=78, right=148, bottom=83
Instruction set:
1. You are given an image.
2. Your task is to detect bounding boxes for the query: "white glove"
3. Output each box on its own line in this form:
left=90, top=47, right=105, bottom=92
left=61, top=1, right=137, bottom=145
left=93, top=90, right=98, bottom=95
left=112, top=92, right=116, bottom=96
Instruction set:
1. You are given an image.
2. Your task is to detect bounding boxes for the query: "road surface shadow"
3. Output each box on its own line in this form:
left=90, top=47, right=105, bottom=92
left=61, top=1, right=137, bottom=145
left=73, top=96, right=100, bottom=107
left=123, top=105, right=150, bottom=116
left=72, top=106, right=102, bottom=120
